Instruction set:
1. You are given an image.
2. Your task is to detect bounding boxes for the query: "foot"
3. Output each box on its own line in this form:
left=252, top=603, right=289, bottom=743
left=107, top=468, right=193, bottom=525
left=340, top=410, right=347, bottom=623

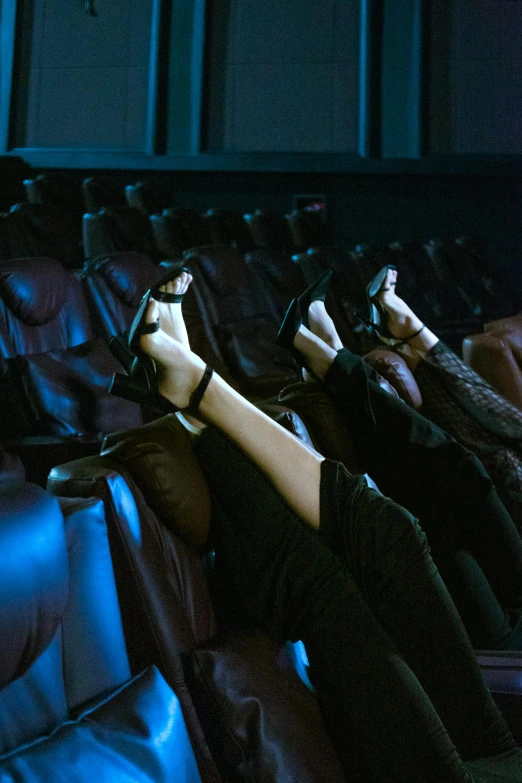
left=307, top=300, right=344, bottom=351
left=154, top=269, right=193, bottom=349
left=293, top=324, right=338, bottom=380
left=139, top=299, right=208, bottom=409
left=374, top=269, right=439, bottom=354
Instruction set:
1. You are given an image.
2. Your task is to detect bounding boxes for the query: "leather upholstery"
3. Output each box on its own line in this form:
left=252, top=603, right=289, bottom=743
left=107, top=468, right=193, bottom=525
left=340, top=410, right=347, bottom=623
left=204, top=208, right=252, bottom=251
left=183, top=245, right=300, bottom=396
left=125, top=181, right=165, bottom=215
left=287, top=208, right=332, bottom=249
left=278, top=381, right=363, bottom=473
left=82, top=176, right=125, bottom=213
left=364, top=348, right=423, bottom=409
left=246, top=248, right=306, bottom=317
left=463, top=313, right=522, bottom=411
left=0, top=667, right=202, bottom=783
left=150, top=209, right=213, bottom=258
left=82, top=208, right=156, bottom=262
left=0, top=257, right=68, bottom=326
left=101, top=415, right=212, bottom=551
left=243, top=210, right=295, bottom=252
left=0, top=258, right=93, bottom=357
left=13, top=338, right=143, bottom=437
left=48, top=416, right=347, bottom=781
left=81, top=251, right=163, bottom=339
left=47, top=456, right=222, bottom=781
left=0, top=483, right=68, bottom=690
left=0, top=483, right=203, bottom=781
left=191, top=628, right=344, bottom=782
left=3, top=203, right=83, bottom=269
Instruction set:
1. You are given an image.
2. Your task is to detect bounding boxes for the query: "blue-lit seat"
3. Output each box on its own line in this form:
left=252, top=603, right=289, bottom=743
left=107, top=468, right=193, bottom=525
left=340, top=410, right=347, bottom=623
left=0, top=478, right=202, bottom=782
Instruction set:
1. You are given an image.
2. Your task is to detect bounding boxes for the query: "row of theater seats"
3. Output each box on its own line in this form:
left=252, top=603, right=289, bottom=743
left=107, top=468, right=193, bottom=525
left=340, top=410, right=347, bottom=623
left=2, top=172, right=516, bottom=327
left=0, top=246, right=310, bottom=483
left=1, top=192, right=514, bottom=329
left=3, top=401, right=522, bottom=780
left=4, top=246, right=522, bottom=494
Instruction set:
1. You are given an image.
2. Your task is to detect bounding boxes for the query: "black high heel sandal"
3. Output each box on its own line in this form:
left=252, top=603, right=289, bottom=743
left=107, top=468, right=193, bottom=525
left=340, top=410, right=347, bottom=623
left=299, top=268, right=333, bottom=329
left=276, top=269, right=334, bottom=378
left=366, top=265, right=425, bottom=346
left=109, top=263, right=214, bottom=414
left=276, top=299, right=320, bottom=380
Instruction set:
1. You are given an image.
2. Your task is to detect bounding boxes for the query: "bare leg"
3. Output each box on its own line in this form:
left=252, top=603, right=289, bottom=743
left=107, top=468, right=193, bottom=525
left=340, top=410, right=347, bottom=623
left=141, top=300, right=324, bottom=529
left=375, top=268, right=439, bottom=363
left=307, top=300, right=344, bottom=351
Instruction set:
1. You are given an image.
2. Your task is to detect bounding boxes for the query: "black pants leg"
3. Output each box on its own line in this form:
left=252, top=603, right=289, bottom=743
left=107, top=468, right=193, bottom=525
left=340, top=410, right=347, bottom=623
left=325, top=349, right=522, bottom=648
left=195, top=429, right=516, bottom=782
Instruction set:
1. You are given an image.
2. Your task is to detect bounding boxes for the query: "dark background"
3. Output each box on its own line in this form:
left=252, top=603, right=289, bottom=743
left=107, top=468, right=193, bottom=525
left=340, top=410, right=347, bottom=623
left=1, top=0, right=521, bottom=273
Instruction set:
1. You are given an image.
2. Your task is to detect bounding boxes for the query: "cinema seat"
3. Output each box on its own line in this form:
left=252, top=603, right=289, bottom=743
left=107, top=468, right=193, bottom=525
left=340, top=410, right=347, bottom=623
left=183, top=245, right=300, bottom=397
left=0, top=257, right=142, bottom=482
left=47, top=413, right=346, bottom=782
left=0, top=480, right=202, bottom=781
left=463, top=314, right=522, bottom=411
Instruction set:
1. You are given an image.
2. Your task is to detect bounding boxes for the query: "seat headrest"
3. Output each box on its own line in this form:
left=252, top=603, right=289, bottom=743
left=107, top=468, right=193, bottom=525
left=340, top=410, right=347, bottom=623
left=0, top=258, right=68, bottom=325
left=184, top=246, right=245, bottom=296
left=0, top=483, right=68, bottom=688
left=85, top=252, right=159, bottom=308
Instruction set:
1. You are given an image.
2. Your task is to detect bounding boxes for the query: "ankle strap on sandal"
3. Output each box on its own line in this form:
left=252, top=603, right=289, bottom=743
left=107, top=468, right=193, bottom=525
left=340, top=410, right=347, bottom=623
left=187, top=365, right=213, bottom=414
left=399, top=324, right=425, bottom=343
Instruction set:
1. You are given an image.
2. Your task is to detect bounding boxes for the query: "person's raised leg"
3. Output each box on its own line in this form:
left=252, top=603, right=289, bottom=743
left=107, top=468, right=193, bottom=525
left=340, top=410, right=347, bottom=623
left=294, top=311, right=522, bottom=640
left=195, top=427, right=474, bottom=782
left=139, top=302, right=516, bottom=773
left=141, top=299, right=324, bottom=529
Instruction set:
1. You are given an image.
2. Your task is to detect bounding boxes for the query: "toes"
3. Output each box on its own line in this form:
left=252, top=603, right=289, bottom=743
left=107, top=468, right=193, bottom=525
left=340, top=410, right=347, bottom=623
left=158, top=270, right=193, bottom=298
left=179, top=271, right=192, bottom=295
left=384, top=268, right=397, bottom=289
left=377, top=268, right=398, bottom=298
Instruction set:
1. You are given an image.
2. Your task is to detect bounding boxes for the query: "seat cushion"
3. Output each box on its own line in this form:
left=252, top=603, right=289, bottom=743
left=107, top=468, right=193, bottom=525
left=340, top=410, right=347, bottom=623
left=0, top=666, right=202, bottom=783
left=191, top=628, right=345, bottom=783
left=363, top=348, right=423, bottom=409
left=101, top=415, right=211, bottom=551
left=0, top=483, right=68, bottom=689
left=14, top=338, right=143, bottom=437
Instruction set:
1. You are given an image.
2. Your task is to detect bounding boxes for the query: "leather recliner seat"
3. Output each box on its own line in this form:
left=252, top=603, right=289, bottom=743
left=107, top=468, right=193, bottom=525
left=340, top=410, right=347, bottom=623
left=183, top=245, right=301, bottom=398
left=0, top=478, right=202, bottom=781
left=0, top=256, right=143, bottom=481
left=463, top=313, right=522, bottom=412
left=81, top=251, right=165, bottom=340
left=47, top=413, right=347, bottom=782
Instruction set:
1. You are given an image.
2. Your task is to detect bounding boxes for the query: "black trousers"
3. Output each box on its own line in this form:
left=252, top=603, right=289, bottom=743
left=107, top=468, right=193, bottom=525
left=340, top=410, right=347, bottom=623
left=325, top=349, right=522, bottom=650
left=195, top=428, right=519, bottom=782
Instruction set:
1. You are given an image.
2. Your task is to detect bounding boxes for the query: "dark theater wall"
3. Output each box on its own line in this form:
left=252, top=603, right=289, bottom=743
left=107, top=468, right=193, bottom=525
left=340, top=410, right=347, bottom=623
left=204, top=0, right=361, bottom=153
left=430, top=0, right=522, bottom=156
left=0, top=0, right=522, bottom=265
left=10, top=0, right=155, bottom=150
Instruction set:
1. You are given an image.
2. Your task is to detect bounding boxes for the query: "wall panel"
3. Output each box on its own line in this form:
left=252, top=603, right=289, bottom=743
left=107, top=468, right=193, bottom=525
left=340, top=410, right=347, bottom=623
left=430, top=0, right=522, bottom=155
left=11, top=0, right=154, bottom=151
left=205, top=0, right=361, bottom=153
